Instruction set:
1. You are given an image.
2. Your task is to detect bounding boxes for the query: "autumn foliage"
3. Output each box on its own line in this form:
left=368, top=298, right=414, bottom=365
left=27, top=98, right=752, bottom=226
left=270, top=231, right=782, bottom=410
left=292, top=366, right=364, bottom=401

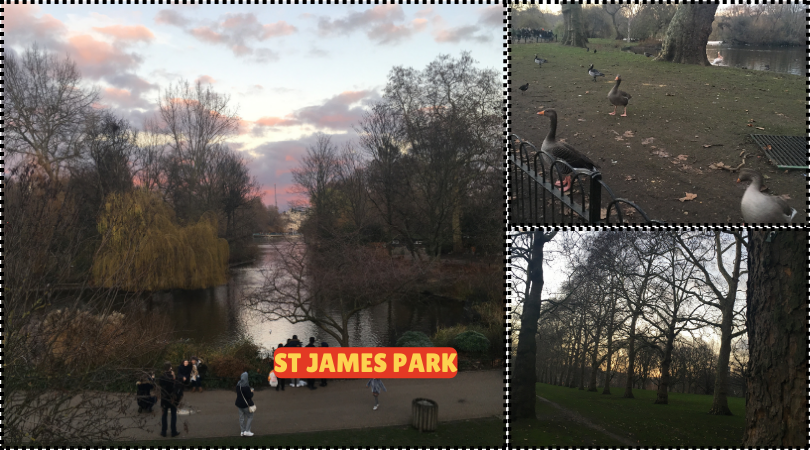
left=92, top=189, right=229, bottom=291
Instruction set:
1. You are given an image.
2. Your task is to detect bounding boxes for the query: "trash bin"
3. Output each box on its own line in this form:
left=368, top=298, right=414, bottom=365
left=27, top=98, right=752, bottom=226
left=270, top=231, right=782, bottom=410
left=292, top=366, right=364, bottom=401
left=411, top=398, right=438, bottom=432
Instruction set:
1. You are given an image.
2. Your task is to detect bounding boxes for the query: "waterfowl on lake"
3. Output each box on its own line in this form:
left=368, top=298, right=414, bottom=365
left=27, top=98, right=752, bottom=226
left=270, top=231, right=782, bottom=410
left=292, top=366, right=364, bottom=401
left=518, top=83, right=529, bottom=95
left=608, top=75, right=632, bottom=117
left=737, top=169, right=796, bottom=223
left=536, top=109, right=600, bottom=192
left=712, top=52, right=723, bottom=65
left=588, top=64, right=605, bottom=82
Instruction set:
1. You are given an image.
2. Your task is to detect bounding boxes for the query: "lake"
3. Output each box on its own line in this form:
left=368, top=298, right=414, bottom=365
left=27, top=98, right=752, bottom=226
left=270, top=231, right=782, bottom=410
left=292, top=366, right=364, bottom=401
left=147, top=241, right=469, bottom=353
left=706, top=42, right=803, bottom=75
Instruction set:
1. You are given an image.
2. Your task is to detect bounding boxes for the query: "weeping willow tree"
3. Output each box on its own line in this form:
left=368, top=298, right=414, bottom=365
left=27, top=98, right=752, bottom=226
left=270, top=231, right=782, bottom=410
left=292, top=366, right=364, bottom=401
left=92, top=189, right=229, bottom=291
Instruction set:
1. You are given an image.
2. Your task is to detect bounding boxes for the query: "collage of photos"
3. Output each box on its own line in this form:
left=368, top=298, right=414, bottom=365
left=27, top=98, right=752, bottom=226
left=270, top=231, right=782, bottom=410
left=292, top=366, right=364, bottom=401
left=4, top=2, right=805, bottom=449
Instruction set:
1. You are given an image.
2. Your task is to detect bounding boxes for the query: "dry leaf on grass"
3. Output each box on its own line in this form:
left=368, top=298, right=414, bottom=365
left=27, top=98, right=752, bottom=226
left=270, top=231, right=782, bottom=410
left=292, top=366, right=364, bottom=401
left=652, top=149, right=671, bottom=158
left=615, top=136, right=624, bottom=141
left=623, top=130, right=635, bottom=138
left=642, top=137, right=655, bottom=145
left=679, top=192, right=697, bottom=202
left=755, top=126, right=765, bottom=130
left=625, top=175, right=636, bottom=181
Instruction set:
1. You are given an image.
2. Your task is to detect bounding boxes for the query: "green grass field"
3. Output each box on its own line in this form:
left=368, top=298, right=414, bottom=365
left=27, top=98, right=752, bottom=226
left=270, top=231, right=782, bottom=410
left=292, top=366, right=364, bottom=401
left=511, top=383, right=745, bottom=447
left=115, top=416, right=503, bottom=447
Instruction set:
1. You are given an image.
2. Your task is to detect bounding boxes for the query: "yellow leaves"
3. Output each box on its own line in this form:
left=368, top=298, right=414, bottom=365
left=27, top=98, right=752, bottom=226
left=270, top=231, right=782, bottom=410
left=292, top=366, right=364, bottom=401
left=93, top=189, right=229, bottom=291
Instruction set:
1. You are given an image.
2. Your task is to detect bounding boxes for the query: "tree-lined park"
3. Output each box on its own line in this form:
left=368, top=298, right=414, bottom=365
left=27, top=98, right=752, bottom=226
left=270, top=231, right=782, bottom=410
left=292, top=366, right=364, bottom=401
left=510, top=230, right=805, bottom=446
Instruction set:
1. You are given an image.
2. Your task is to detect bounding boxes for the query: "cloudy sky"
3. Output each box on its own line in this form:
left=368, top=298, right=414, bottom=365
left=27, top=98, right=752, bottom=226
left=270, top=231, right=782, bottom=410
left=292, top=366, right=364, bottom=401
left=7, top=4, right=503, bottom=210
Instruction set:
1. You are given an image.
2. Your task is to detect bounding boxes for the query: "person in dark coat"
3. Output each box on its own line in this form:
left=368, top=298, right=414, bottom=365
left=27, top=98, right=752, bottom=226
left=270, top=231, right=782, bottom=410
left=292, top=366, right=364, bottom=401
left=136, top=373, right=157, bottom=413
left=288, top=336, right=302, bottom=386
left=159, top=362, right=181, bottom=437
left=235, top=371, right=255, bottom=437
left=319, top=342, right=329, bottom=387
left=305, top=337, right=318, bottom=390
left=275, top=342, right=285, bottom=391
left=177, top=360, right=192, bottom=386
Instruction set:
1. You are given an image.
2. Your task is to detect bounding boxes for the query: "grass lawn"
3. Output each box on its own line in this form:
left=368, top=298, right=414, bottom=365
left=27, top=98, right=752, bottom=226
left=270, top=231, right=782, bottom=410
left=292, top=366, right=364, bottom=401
left=114, top=416, right=503, bottom=447
left=512, top=382, right=745, bottom=447
left=510, top=37, right=805, bottom=223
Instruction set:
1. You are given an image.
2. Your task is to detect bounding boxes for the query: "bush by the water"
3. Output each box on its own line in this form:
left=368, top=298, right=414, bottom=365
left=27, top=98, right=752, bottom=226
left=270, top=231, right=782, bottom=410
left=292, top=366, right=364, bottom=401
left=396, top=331, right=433, bottom=347
left=454, top=330, right=490, bottom=355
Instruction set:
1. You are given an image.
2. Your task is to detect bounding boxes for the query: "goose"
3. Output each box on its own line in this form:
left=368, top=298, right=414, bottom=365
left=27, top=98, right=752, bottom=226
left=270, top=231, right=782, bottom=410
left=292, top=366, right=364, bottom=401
left=536, top=109, right=600, bottom=192
left=711, top=52, right=723, bottom=65
left=534, top=54, right=547, bottom=66
left=608, top=74, right=632, bottom=117
left=588, top=64, right=605, bottom=82
left=593, top=49, right=597, bottom=54
left=737, top=169, right=796, bottom=223
left=643, top=52, right=652, bottom=57
left=518, top=82, right=529, bottom=95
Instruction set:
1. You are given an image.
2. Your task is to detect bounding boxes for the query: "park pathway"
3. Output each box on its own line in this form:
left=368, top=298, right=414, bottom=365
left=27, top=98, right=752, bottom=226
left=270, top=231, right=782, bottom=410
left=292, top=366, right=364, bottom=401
left=123, top=369, right=503, bottom=441
left=536, top=395, right=637, bottom=446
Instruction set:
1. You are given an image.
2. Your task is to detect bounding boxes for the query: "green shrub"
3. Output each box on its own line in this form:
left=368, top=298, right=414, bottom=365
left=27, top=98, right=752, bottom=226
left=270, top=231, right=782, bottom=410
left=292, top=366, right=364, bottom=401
left=432, top=324, right=469, bottom=348
left=453, top=330, right=490, bottom=355
left=396, top=331, right=433, bottom=347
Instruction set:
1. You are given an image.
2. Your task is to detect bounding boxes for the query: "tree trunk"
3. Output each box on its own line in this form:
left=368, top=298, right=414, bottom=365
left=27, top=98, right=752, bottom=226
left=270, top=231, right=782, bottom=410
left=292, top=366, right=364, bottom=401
left=708, top=303, right=734, bottom=415
left=654, top=329, right=676, bottom=404
left=512, top=232, right=554, bottom=419
left=560, top=4, right=589, bottom=48
left=451, top=192, right=463, bottom=253
left=587, top=318, right=602, bottom=391
left=601, top=289, right=616, bottom=394
left=742, top=231, right=806, bottom=446
left=623, top=314, right=639, bottom=398
left=657, top=4, right=718, bottom=65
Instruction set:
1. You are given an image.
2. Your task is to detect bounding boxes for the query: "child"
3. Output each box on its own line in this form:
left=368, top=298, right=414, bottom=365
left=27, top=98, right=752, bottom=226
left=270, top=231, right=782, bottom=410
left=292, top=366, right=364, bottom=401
left=366, top=378, right=387, bottom=410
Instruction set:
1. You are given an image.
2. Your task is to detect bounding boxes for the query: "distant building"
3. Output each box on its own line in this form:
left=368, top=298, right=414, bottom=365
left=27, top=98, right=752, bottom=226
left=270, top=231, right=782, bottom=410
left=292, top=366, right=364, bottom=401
left=282, top=206, right=309, bottom=233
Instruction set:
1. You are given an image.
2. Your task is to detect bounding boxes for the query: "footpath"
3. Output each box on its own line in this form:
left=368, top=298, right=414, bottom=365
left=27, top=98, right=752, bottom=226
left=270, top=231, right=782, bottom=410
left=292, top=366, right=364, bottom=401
left=123, top=369, right=503, bottom=441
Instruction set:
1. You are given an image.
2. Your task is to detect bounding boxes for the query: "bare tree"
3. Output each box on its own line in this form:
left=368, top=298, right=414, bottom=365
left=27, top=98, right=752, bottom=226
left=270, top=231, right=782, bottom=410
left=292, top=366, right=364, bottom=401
left=7, top=44, right=100, bottom=181
left=291, top=133, right=343, bottom=238
left=243, top=237, right=423, bottom=347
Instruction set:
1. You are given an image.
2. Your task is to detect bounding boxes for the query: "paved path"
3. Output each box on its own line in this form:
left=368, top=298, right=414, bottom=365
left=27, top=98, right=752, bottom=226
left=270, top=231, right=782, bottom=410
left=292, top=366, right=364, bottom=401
left=123, top=369, right=503, bottom=441
left=536, top=395, right=637, bottom=446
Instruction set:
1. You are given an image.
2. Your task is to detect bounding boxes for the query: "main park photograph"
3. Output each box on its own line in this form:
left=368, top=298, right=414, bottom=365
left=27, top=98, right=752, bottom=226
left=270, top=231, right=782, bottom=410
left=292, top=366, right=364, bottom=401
left=510, top=230, right=805, bottom=447
left=5, top=4, right=506, bottom=447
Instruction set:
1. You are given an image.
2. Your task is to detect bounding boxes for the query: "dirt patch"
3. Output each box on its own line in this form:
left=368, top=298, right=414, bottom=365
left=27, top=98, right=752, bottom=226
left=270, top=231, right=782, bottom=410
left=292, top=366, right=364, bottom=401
left=536, top=395, right=637, bottom=446
left=511, top=40, right=805, bottom=223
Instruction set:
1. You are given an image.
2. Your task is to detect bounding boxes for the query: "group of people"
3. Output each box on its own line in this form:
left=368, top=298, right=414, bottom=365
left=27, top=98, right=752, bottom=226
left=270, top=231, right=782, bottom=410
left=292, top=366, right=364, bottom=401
left=134, top=357, right=206, bottom=438
left=269, top=335, right=328, bottom=391
left=135, top=337, right=389, bottom=438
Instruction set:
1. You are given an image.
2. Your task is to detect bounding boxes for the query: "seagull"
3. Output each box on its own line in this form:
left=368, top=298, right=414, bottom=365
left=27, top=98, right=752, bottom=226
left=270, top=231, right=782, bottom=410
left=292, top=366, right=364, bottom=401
left=518, top=83, right=529, bottom=95
left=588, top=64, right=605, bottom=82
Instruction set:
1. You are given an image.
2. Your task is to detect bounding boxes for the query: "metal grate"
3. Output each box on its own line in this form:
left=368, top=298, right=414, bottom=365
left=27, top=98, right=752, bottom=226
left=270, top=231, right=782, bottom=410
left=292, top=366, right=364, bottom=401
left=750, top=134, right=807, bottom=169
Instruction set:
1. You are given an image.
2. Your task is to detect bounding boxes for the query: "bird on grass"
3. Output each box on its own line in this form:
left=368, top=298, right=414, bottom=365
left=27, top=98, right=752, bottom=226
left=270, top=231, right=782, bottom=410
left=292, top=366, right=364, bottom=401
left=588, top=64, right=605, bottom=82
left=643, top=52, right=652, bottom=57
left=737, top=169, right=796, bottom=223
left=536, top=109, right=600, bottom=193
left=593, top=49, right=597, bottom=54
left=534, top=54, right=547, bottom=66
left=518, top=83, right=529, bottom=95
left=608, top=75, right=632, bottom=117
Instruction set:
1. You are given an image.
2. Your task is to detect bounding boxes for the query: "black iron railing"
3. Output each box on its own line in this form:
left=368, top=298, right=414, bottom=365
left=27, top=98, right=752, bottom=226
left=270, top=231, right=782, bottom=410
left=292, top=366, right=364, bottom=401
left=508, top=133, right=663, bottom=224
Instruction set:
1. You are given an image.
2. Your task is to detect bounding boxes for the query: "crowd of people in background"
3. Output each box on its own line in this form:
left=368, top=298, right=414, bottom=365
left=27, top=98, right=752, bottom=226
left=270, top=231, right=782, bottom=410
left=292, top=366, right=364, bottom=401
left=136, top=335, right=388, bottom=438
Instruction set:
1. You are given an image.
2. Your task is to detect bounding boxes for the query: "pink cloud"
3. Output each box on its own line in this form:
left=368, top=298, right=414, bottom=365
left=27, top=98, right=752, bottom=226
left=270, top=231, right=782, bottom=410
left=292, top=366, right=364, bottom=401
left=261, top=21, right=297, bottom=39
left=189, top=26, right=224, bottom=44
left=93, top=25, right=155, bottom=42
left=196, top=75, right=216, bottom=84
left=255, top=116, right=299, bottom=127
left=284, top=155, right=295, bottom=162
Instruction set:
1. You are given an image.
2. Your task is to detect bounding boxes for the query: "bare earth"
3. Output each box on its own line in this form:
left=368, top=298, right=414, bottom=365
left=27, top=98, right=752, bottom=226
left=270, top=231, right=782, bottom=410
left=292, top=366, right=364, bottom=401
left=120, top=369, right=503, bottom=441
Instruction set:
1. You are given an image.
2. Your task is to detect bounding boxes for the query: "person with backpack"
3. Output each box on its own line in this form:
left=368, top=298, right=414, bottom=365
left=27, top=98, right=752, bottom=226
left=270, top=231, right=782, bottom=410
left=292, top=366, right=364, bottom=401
left=235, top=371, right=255, bottom=437
left=159, top=362, right=182, bottom=437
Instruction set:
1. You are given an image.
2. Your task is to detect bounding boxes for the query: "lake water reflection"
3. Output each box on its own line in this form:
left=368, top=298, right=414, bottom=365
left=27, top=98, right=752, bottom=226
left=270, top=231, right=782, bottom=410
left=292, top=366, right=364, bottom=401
left=706, top=43, right=803, bottom=75
left=149, top=242, right=468, bottom=352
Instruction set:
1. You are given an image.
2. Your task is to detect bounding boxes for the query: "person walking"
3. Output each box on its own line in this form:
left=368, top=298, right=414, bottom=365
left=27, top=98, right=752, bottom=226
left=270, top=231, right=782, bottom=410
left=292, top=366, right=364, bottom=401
left=274, top=342, right=286, bottom=391
left=367, top=378, right=387, bottom=410
left=305, top=337, right=318, bottom=390
left=235, top=371, right=255, bottom=437
left=288, top=336, right=301, bottom=387
left=159, top=362, right=181, bottom=437
left=319, top=342, right=329, bottom=387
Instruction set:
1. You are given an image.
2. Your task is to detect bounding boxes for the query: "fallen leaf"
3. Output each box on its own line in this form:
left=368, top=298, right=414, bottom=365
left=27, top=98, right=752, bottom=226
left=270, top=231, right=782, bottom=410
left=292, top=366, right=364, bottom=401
left=611, top=130, right=619, bottom=135
left=778, top=194, right=792, bottom=201
left=642, top=137, right=655, bottom=145
left=623, top=130, right=635, bottom=138
left=755, top=126, right=765, bottom=130
left=703, top=144, right=712, bottom=148
left=652, top=149, right=671, bottom=158
left=615, top=136, right=624, bottom=141
left=578, top=118, right=586, bottom=122
left=747, top=124, right=753, bottom=127
left=677, top=154, right=688, bottom=161
left=625, top=175, right=636, bottom=181
left=679, top=193, right=697, bottom=202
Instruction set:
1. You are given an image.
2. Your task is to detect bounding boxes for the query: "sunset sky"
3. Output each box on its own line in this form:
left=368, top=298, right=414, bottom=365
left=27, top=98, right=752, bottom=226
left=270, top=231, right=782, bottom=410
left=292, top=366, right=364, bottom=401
left=7, top=4, right=503, bottom=210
